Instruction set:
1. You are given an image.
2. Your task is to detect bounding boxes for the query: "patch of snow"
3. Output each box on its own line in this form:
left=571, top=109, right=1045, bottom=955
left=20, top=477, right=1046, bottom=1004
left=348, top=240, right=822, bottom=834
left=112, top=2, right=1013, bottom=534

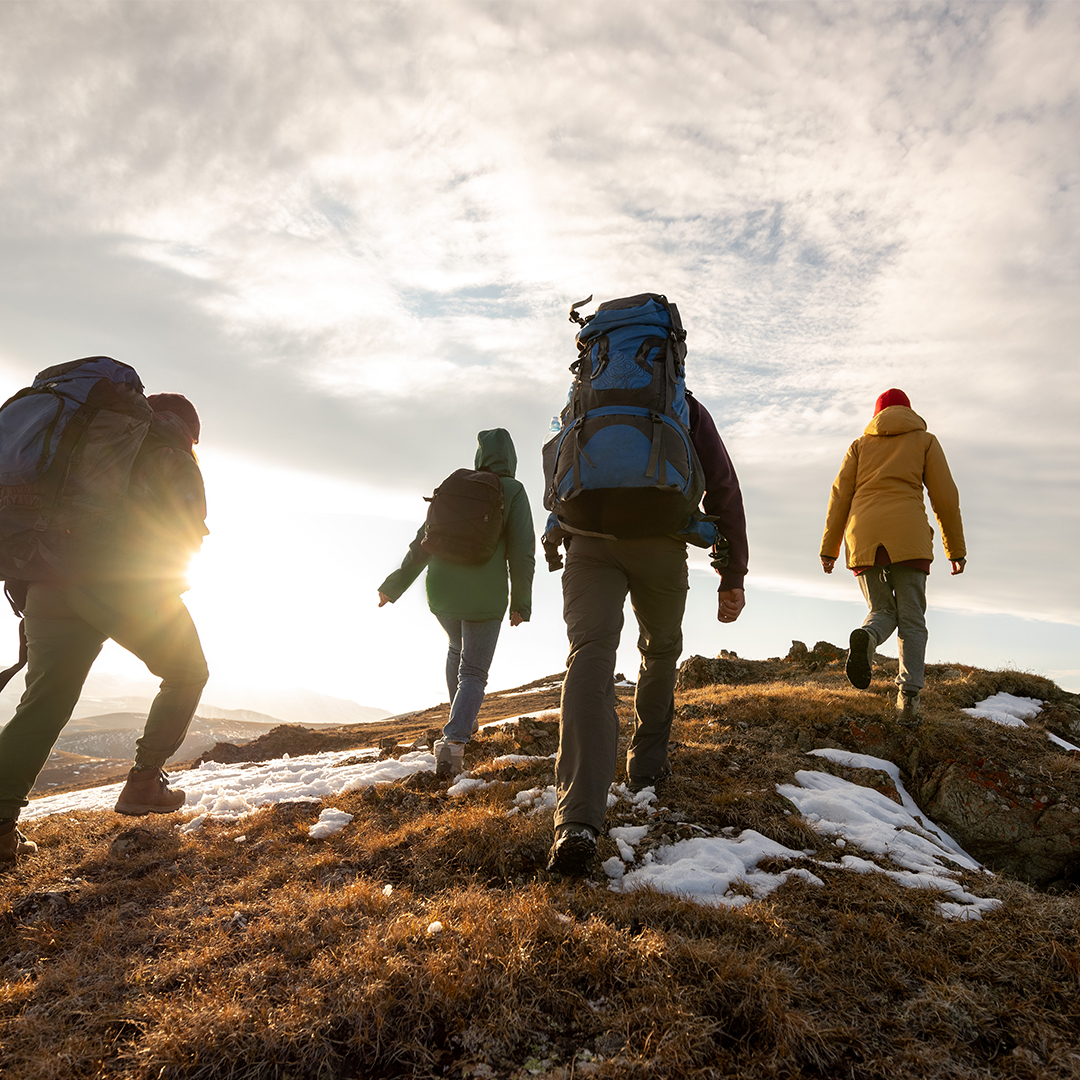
left=615, top=830, right=819, bottom=907
left=447, top=776, right=489, bottom=798
left=497, top=683, right=563, bottom=698
left=22, top=747, right=426, bottom=823
left=963, top=693, right=1042, bottom=727
left=804, top=748, right=977, bottom=866
left=1047, top=731, right=1080, bottom=753
left=961, top=693, right=1078, bottom=756
left=309, top=808, right=354, bottom=839
left=609, top=824, right=649, bottom=862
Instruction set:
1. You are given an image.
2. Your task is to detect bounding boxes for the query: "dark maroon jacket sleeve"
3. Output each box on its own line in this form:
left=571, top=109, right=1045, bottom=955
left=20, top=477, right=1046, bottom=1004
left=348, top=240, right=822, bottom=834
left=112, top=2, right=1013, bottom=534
left=688, top=394, right=748, bottom=591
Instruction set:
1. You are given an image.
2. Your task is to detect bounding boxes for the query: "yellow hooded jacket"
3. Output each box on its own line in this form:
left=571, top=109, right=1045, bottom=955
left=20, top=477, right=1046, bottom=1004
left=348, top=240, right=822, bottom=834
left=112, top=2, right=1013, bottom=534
left=820, top=406, right=966, bottom=569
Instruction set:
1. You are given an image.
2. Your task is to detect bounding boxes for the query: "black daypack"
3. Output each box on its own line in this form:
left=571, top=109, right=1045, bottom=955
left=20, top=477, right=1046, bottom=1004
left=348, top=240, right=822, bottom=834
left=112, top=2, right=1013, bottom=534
left=542, top=293, right=706, bottom=538
left=0, top=357, right=152, bottom=689
left=420, top=469, right=505, bottom=565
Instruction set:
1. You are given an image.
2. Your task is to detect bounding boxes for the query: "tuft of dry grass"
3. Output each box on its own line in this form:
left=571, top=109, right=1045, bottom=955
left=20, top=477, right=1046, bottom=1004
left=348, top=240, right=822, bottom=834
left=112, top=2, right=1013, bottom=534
left=3, top=658, right=1080, bottom=1078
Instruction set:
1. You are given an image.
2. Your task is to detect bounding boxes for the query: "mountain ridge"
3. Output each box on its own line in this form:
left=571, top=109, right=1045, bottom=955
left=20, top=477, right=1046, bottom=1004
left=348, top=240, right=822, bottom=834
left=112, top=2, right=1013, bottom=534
left=4, top=649, right=1080, bottom=1078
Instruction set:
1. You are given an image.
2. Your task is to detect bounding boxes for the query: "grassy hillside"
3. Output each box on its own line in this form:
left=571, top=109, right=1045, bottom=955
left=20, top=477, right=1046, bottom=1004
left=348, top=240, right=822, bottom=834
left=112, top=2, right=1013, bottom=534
left=2, top=657, right=1080, bottom=1079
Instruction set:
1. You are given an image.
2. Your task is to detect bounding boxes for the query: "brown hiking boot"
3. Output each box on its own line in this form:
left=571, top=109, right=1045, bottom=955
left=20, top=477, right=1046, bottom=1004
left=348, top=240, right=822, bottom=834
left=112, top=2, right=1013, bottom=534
left=898, top=690, right=921, bottom=724
left=0, top=818, right=37, bottom=861
left=114, top=767, right=186, bottom=816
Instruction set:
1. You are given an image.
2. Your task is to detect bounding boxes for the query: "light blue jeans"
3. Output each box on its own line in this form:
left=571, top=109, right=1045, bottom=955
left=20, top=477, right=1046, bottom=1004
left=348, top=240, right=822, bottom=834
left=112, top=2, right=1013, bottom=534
left=436, top=616, right=502, bottom=743
left=857, top=565, right=928, bottom=693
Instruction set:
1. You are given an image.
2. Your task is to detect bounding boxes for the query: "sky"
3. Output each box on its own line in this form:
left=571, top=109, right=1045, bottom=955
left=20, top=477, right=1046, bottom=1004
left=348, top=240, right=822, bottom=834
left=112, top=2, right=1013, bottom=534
left=0, top=1, right=1077, bottom=715
left=25, top=692, right=1043, bottom=920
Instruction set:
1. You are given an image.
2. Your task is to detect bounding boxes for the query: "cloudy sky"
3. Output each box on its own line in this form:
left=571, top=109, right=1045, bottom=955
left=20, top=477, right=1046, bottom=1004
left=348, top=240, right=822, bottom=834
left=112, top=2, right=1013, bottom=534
left=0, top=0, right=1077, bottom=713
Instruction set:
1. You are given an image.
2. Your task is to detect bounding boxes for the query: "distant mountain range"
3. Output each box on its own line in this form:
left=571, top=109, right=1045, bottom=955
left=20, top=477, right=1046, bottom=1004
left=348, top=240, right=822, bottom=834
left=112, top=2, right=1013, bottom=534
left=0, top=671, right=393, bottom=792
left=51, top=712, right=285, bottom=764
left=0, top=672, right=391, bottom=728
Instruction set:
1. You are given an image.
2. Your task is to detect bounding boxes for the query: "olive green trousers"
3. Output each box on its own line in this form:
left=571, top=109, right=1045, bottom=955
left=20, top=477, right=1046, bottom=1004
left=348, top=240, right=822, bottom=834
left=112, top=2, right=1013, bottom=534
left=0, top=582, right=208, bottom=818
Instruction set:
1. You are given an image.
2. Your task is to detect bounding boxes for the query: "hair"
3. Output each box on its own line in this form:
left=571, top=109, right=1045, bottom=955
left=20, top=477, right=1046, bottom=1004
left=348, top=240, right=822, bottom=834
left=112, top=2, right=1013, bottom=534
left=146, top=393, right=200, bottom=443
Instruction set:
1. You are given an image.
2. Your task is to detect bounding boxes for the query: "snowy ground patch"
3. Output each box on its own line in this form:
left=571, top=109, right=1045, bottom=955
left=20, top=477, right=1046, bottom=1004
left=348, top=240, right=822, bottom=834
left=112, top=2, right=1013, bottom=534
left=18, top=722, right=1005, bottom=921
left=309, top=808, right=354, bottom=839
left=963, top=692, right=1042, bottom=728
left=962, top=693, right=1080, bottom=752
left=21, top=747, right=420, bottom=823
left=600, top=749, right=999, bottom=920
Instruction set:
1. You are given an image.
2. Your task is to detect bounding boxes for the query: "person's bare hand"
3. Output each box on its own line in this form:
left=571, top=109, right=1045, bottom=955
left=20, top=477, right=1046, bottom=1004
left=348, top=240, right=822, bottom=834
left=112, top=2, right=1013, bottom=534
left=378, top=591, right=392, bottom=607
left=950, top=558, right=967, bottom=576
left=717, top=589, right=745, bottom=623
left=821, top=556, right=836, bottom=575
left=509, top=611, right=524, bottom=627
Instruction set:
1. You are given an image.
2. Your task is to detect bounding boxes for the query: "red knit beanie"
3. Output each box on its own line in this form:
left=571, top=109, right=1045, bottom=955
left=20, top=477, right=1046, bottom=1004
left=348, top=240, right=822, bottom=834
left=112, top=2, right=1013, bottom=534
left=147, top=393, right=200, bottom=443
left=874, top=388, right=910, bottom=416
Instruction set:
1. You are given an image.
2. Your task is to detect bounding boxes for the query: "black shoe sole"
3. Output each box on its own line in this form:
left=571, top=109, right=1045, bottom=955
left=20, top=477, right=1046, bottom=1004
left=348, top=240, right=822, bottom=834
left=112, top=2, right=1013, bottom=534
left=546, top=834, right=596, bottom=876
left=846, top=629, right=873, bottom=689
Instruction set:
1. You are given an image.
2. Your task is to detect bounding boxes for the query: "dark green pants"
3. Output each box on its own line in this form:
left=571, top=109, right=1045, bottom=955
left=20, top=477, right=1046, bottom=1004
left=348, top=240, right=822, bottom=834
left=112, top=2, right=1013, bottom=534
left=0, top=582, right=208, bottom=818
left=554, top=535, right=688, bottom=834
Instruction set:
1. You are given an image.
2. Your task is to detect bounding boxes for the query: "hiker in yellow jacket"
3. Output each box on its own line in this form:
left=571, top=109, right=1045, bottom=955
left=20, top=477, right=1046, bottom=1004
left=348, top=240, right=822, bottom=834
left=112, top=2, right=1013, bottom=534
left=819, top=389, right=966, bottom=721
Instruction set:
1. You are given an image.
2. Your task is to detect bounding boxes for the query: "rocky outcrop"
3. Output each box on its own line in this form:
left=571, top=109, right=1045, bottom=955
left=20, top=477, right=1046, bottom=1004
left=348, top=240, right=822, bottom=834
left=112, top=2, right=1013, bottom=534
left=676, top=652, right=758, bottom=689
left=826, top=713, right=1080, bottom=890
left=911, top=751, right=1080, bottom=889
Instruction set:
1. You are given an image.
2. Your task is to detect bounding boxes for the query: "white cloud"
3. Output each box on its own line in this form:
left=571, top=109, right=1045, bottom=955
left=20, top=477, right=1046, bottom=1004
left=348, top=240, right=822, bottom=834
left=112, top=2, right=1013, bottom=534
left=0, top=0, right=1077, bottom=695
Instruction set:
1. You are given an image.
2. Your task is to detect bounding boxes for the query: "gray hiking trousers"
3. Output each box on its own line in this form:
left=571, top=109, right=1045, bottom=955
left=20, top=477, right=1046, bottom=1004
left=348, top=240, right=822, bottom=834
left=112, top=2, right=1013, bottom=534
left=554, top=535, right=688, bottom=834
left=857, top=565, right=928, bottom=693
left=0, top=582, right=208, bottom=817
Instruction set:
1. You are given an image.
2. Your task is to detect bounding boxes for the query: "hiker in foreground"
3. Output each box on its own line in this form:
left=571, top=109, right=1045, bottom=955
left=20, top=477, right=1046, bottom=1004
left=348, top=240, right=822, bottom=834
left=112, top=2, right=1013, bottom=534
left=0, top=359, right=209, bottom=862
left=541, top=293, right=748, bottom=875
left=377, top=428, right=535, bottom=779
left=820, top=388, right=966, bottom=722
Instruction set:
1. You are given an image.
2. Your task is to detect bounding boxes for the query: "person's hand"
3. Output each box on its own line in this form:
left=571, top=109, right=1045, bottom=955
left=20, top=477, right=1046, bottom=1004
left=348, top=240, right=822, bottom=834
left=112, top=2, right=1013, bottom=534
left=377, top=591, right=392, bottom=607
left=820, top=556, right=836, bottom=575
left=509, top=611, right=524, bottom=627
left=717, top=589, right=745, bottom=624
left=950, top=558, right=967, bottom=576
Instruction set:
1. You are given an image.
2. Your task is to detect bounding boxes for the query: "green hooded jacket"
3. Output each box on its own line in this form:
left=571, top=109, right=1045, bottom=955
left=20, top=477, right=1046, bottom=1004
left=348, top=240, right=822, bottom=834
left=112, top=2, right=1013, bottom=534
left=378, top=429, right=535, bottom=621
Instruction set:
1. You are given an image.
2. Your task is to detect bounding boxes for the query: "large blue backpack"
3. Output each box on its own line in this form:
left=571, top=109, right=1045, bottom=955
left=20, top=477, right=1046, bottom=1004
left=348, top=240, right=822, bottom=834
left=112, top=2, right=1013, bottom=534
left=0, top=356, right=152, bottom=588
left=542, top=293, right=707, bottom=538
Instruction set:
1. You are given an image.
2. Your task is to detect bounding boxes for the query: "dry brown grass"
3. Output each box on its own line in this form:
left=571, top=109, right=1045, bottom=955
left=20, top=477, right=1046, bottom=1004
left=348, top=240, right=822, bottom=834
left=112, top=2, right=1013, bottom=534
left=3, top=659, right=1080, bottom=1078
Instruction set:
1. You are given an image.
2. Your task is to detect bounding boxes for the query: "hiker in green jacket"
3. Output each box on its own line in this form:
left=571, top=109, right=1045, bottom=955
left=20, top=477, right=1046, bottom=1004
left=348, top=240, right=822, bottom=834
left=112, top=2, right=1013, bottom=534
left=378, top=428, right=535, bottom=778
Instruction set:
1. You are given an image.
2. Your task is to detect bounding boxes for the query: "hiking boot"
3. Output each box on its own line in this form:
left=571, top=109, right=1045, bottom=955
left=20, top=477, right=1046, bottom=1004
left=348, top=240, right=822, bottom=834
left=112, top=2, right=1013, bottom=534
left=114, top=767, right=186, bottom=815
left=845, top=628, right=875, bottom=689
left=626, top=766, right=671, bottom=795
left=898, top=690, right=920, bottom=723
left=546, top=823, right=597, bottom=876
left=0, top=818, right=37, bottom=861
left=471, top=717, right=480, bottom=737
left=434, top=739, right=466, bottom=779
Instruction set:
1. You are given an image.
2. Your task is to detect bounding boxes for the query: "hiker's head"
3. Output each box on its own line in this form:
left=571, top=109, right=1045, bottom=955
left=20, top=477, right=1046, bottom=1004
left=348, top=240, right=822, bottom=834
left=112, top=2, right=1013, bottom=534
left=475, top=428, right=517, bottom=477
left=147, top=393, right=200, bottom=444
left=874, top=388, right=910, bottom=416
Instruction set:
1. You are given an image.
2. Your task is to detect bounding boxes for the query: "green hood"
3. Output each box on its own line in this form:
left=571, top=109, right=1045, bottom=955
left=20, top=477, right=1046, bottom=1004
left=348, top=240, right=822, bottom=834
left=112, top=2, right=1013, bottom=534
left=475, top=428, right=517, bottom=478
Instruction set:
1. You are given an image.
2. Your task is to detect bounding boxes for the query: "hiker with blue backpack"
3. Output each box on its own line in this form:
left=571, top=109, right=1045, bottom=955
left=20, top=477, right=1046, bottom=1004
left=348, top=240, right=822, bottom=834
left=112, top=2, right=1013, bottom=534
left=541, top=294, right=748, bottom=875
left=0, top=359, right=209, bottom=862
left=377, top=428, right=535, bottom=779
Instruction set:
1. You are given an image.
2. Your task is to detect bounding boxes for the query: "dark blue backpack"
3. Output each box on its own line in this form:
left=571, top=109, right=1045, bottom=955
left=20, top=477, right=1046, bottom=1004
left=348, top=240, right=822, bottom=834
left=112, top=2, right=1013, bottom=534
left=542, top=293, right=707, bottom=538
left=0, top=356, right=151, bottom=587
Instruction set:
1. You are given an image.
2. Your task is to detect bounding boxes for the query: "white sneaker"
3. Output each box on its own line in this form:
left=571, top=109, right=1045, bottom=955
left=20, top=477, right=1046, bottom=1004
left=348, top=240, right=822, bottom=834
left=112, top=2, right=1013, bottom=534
left=434, top=739, right=466, bottom=779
